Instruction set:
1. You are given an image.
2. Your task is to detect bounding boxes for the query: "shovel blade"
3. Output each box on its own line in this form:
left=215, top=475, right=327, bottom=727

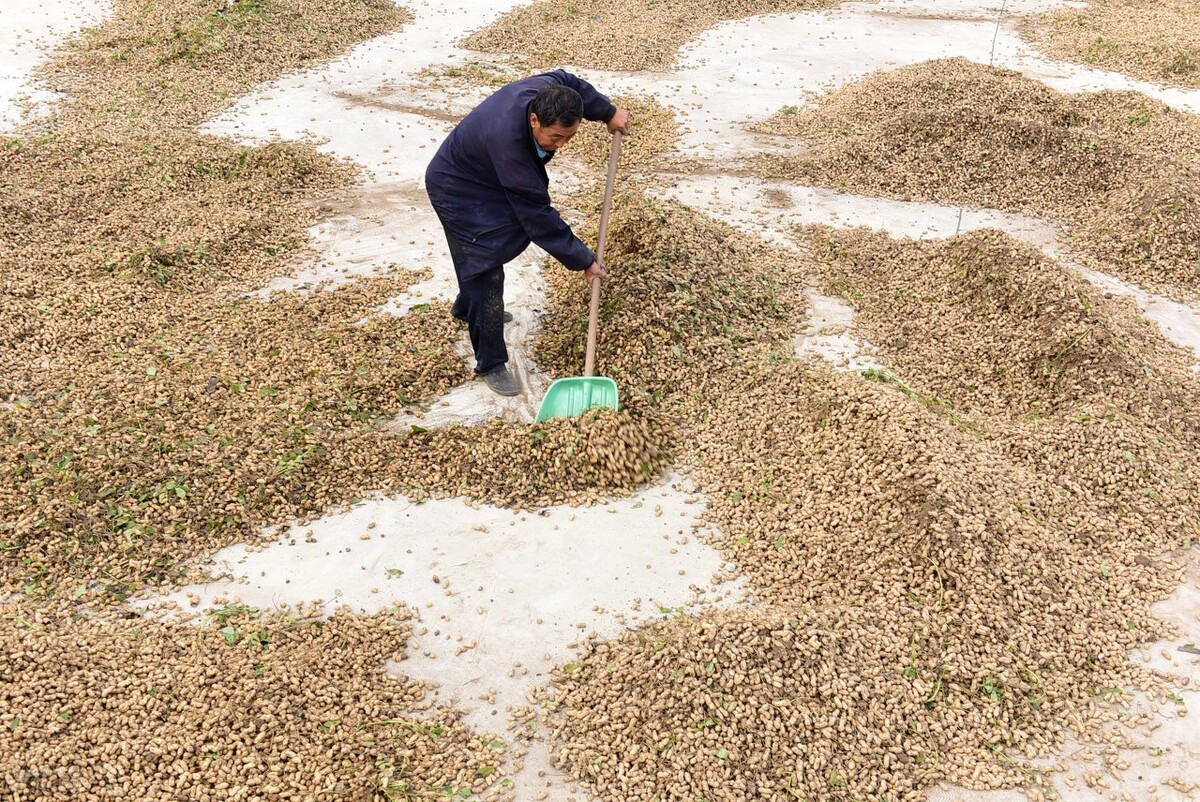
left=534, top=377, right=619, bottom=423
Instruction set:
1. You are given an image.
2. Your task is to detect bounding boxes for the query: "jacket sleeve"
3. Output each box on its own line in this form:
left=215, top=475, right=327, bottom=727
left=544, top=69, right=617, bottom=123
left=489, top=143, right=596, bottom=270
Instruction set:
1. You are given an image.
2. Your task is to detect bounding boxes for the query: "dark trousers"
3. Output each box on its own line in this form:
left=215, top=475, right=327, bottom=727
left=438, top=221, right=507, bottom=374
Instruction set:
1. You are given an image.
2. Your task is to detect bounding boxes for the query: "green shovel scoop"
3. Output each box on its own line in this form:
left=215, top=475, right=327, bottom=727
left=534, top=132, right=623, bottom=423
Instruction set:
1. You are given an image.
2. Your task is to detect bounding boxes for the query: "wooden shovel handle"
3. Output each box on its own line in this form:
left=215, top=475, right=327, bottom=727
left=584, top=131, right=622, bottom=378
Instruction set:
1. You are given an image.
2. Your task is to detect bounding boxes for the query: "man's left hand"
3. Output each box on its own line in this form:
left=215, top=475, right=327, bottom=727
left=607, top=108, right=631, bottom=135
left=583, top=260, right=608, bottom=283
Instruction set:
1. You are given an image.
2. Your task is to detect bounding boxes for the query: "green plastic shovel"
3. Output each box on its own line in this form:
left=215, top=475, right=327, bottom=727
left=535, top=132, right=623, bottom=423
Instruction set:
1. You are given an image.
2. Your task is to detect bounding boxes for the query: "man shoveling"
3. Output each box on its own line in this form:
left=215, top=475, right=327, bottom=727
left=424, top=70, right=631, bottom=396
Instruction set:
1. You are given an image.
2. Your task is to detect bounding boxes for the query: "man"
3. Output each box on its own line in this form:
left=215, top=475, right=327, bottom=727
left=424, top=70, right=631, bottom=396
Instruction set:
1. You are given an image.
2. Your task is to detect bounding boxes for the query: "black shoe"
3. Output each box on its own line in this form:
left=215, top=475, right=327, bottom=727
left=479, top=365, right=520, bottom=396
left=453, top=310, right=513, bottom=324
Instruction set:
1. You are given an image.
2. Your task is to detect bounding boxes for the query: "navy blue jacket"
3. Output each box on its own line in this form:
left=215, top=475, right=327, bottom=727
left=425, top=70, right=616, bottom=280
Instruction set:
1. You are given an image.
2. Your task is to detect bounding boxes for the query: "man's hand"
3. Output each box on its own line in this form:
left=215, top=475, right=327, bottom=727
left=607, top=108, right=631, bottom=135
left=583, top=260, right=608, bottom=283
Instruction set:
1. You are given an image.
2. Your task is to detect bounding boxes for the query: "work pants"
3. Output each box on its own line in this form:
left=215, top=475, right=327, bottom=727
left=438, top=221, right=507, bottom=375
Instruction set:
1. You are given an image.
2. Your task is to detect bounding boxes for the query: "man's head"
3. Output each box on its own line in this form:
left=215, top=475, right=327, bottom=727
left=529, top=84, right=583, bottom=152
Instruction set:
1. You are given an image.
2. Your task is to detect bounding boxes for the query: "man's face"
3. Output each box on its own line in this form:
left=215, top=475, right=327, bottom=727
left=530, top=114, right=580, bottom=152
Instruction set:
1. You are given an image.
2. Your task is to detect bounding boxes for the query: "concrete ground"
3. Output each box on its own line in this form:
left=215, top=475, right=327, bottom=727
left=3, top=0, right=1198, bottom=799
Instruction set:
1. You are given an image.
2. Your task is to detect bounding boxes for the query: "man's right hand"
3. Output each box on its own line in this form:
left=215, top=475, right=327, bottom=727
left=607, top=108, right=631, bottom=135
left=583, top=261, right=608, bottom=283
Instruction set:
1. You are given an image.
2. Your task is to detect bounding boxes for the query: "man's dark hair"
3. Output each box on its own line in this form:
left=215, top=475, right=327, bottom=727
left=530, top=85, right=583, bottom=128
